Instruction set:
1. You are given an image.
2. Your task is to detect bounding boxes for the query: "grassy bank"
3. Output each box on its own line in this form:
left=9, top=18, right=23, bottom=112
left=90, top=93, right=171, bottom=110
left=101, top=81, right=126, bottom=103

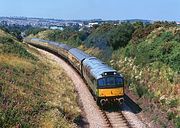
left=0, top=29, right=81, bottom=127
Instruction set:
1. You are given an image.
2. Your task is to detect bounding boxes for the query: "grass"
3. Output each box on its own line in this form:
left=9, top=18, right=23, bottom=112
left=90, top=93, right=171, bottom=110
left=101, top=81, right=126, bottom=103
left=0, top=51, right=81, bottom=128
left=0, top=29, right=81, bottom=127
left=0, top=36, right=37, bottom=60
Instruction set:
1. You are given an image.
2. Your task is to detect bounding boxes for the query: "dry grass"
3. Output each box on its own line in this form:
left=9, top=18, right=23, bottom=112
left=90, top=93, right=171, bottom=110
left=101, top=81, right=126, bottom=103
left=0, top=29, right=17, bottom=41
left=35, top=51, right=81, bottom=128
left=0, top=30, right=81, bottom=127
left=0, top=54, right=33, bottom=69
left=0, top=29, right=8, bottom=37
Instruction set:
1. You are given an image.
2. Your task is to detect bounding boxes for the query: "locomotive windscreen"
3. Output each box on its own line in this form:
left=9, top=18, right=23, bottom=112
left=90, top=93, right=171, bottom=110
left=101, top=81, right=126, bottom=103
left=97, top=77, right=123, bottom=88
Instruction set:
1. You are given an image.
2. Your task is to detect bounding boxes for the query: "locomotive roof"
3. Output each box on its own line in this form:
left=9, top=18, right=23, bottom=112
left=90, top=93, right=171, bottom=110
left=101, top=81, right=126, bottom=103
left=69, top=48, right=91, bottom=62
left=83, top=57, right=118, bottom=79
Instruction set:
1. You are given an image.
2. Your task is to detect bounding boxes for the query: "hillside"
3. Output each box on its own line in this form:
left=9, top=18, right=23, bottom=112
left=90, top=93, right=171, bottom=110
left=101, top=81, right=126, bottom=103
left=0, top=29, right=81, bottom=127
left=111, top=26, right=180, bottom=128
left=31, top=22, right=180, bottom=128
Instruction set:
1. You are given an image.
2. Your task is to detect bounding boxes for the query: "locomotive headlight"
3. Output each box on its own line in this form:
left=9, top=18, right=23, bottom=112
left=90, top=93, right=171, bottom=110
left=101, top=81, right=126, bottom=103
left=114, top=72, right=116, bottom=75
left=104, top=73, right=107, bottom=75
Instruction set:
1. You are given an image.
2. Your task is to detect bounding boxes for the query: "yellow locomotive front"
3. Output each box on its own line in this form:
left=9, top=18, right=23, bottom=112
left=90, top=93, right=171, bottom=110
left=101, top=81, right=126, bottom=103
left=96, top=73, right=124, bottom=106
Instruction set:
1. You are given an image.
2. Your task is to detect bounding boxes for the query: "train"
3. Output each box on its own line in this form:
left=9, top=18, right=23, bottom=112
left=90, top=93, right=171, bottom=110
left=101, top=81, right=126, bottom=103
left=24, top=38, right=124, bottom=106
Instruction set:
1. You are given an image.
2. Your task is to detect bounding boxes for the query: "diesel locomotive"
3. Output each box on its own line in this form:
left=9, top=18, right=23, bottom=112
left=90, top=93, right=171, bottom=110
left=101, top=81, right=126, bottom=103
left=24, top=38, right=124, bottom=106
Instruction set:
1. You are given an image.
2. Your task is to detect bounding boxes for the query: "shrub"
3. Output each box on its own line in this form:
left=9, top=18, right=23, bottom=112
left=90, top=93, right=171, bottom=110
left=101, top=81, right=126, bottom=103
left=169, top=99, right=179, bottom=108
left=0, top=37, right=14, bottom=44
left=135, top=85, right=148, bottom=98
left=0, top=37, right=37, bottom=60
left=108, top=23, right=135, bottom=50
left=123, top=30, right=180, bottom=72
left=174, top=31, right=180, bottom=42
left=160, top=32, right=174, bottom=42
left=174, top=116, right=180, bottom=128
left=85, top=23, right=135, bottom=50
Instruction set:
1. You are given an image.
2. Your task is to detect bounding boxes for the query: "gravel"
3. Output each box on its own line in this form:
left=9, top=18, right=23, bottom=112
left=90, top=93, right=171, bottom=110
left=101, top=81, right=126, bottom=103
left=122, top=104, right=147, bottom=128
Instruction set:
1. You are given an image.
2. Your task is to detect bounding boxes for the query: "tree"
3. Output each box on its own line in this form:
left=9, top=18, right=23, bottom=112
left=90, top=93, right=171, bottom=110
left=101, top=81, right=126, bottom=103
left=108, top=23, right=135, bottom=50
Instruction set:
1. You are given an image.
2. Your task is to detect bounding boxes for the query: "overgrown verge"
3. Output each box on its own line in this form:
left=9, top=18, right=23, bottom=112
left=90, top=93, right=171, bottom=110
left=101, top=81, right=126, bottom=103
left=30, top=21, right=180, bottom=127
left=80, top=24, right=180, bottom=128
left=0, top=29, right=81, bottom=127
left=111, top=26, right=180, bottom=128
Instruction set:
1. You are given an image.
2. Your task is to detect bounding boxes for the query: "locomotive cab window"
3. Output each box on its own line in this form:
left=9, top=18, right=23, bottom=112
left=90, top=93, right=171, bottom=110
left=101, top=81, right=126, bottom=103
left=98, top=77, right=124, bottom=88
left=115, top=77, right=124, bottom=85
left=106, top=77, right=115, bottom=86
left=98, top=78, right=105, bottom=87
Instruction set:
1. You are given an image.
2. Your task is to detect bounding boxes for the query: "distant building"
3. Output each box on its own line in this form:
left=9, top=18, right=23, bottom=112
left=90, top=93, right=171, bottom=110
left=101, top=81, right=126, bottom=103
left=50, top=26, right=64, bottom=30
left=78, top=23, right=83, bottom=27
left=176, top=22, right=180, bottom=25
left=88, top=22, right=98, bottom=27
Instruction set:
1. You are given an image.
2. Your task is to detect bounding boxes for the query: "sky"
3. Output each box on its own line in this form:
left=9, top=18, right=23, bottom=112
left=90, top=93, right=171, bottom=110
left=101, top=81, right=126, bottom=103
left=0, top=0, right=179, bottom=21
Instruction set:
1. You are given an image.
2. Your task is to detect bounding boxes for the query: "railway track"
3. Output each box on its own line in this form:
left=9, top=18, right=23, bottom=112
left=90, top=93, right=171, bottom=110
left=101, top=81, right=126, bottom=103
left=101, top=108, right=132, bottom=128
left=31, top=46, right=146, bottom=128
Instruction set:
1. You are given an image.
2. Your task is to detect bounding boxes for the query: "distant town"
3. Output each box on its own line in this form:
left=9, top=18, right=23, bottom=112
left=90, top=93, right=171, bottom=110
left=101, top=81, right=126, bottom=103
left=0, top=16, right=152, bottom=29
left=0, top=16, right=179, bottom=31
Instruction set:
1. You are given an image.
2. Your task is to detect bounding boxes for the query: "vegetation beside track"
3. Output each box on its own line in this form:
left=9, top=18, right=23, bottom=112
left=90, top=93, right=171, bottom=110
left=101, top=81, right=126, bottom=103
left=32, top=21, right=180, bottom=128
left=0, top=29, right=81, bottom=127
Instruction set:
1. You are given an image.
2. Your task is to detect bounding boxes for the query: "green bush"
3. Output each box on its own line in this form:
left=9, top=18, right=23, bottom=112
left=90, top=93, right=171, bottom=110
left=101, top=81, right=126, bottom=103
left=0, top=36, right=14, bottom=44
left=108, top=23, right=135, bottom=49
left=68, top=33, right=82, bottom=47
left=123, top=30, right=180, bottom=72
left=175, top=116, right=180, bottom=128
left=169, top=99, right=179, bottom=108
left=160, top=32, right=174, bottom=42
left=25, top=27, right=47, bottom=36
left=135, top=85, right=148, bottom=97
left=0, top=37, right=37, bottom=60
left=174, top=32, right=180, bottom=42
left=85, top=23, right=135, bottom=50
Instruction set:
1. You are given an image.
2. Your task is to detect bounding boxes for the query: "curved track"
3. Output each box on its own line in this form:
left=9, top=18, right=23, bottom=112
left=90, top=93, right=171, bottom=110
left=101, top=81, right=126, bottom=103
left=29, top=45, right=147, bottom=128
